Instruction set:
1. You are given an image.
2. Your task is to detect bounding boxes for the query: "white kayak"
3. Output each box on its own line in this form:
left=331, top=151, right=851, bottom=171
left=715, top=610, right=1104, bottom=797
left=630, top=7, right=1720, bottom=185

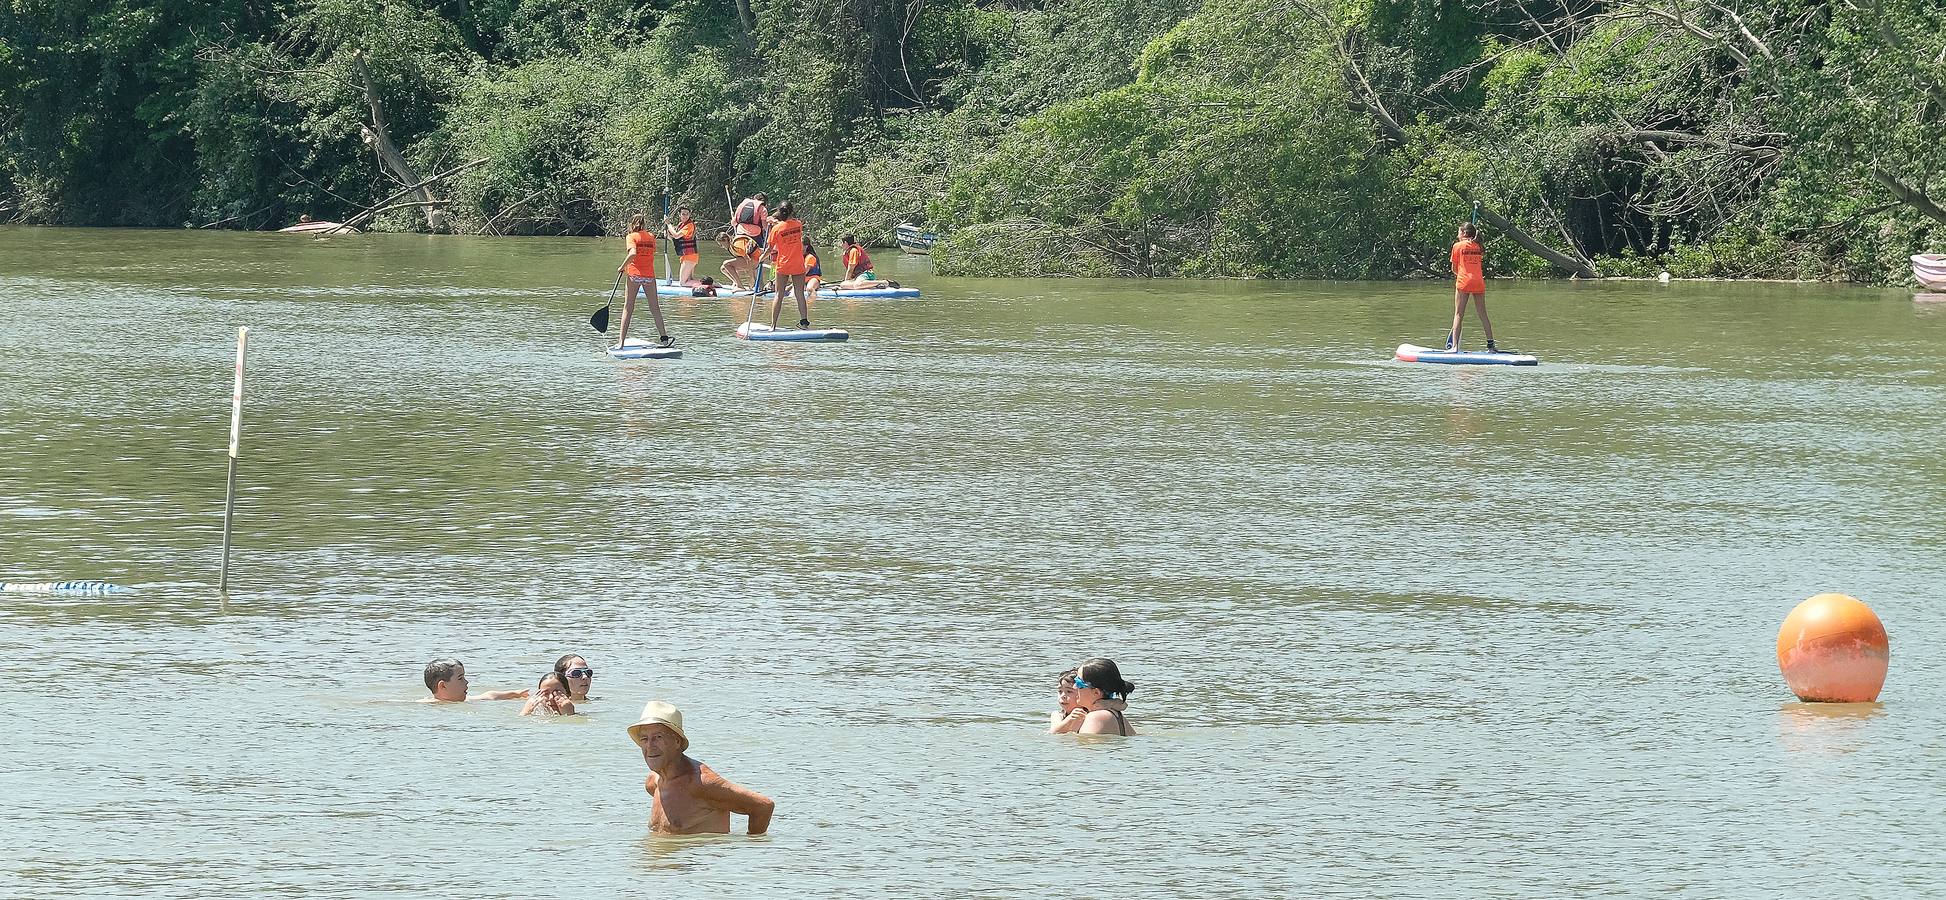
left=1395, top=343, right=1538, bottom=366
left=736, top=322, right=849, bottom=342
left=655, top=279, right=919, bottom=299
left=607, top=337, right=682, bottom=360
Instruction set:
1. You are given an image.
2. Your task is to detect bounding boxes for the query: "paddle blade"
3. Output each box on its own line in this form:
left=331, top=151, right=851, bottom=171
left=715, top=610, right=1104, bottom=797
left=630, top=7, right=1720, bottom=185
left=590, top=305, right=610, bottom=333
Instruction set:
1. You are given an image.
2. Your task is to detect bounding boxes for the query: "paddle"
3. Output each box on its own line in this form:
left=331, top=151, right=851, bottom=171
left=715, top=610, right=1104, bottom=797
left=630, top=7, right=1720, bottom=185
left=589, top=272, right=623, bottom=334
left=661, top=157, right=674, bottom=285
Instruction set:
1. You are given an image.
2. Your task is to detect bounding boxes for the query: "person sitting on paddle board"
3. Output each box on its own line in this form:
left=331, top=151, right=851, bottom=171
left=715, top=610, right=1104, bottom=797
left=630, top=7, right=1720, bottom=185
left=1448, top=223, right=1498, bottom=352
left=718, top=229, right=760, bottom=292
left=629, top=700, right=774, bottom=835
left=1048, top=668, right=1087, bottom=734
left=733, top=192, right=769, bottom=250
left=1069, top=657, right=1137, bottom=736
left=664, top=206, right=702, bottom=286
left=616, top=214, right=675, bottom=349
left=803, top=237, right=823, bottom=297
left=834, top=234, right=896, bottom=290
left=762, top=200, right=813, bottom=330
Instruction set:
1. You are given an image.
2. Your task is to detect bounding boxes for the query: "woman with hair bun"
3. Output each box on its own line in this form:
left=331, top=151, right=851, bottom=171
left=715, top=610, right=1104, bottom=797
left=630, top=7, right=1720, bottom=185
left=1071, top=657, right=1137, bottom=736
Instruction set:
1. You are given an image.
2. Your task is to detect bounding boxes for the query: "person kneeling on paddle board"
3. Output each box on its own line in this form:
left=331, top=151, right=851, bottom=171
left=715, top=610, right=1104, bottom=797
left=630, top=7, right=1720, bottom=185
left=834, top=235, right=895, bottom=290
left=718, top=229, right=760, bottom=292
left=1448, top=223, right=1498, bottom=352
left=664, top=207, right=702, bottom=286
left=763, top=201, right=813, bottom=330
left=803, top=238, right=824, bottom=297
left=616, top=214, right=675, bottom=348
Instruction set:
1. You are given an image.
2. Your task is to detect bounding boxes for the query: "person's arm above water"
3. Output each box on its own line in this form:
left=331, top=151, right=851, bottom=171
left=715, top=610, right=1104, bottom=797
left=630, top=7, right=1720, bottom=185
left=699, top=771, right=775, bottom=835
left=476, top=688, right=529, bottom=701
left=1049, top=707, right=1086, bottom=734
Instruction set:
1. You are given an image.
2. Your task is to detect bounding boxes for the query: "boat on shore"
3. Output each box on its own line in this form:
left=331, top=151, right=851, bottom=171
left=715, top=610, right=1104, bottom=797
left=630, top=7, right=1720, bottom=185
left=1913, top=254, right=1946, bottom=290
left=894, top=223, right=936, bottom=254
left=278, top=220, right=354, bottom=234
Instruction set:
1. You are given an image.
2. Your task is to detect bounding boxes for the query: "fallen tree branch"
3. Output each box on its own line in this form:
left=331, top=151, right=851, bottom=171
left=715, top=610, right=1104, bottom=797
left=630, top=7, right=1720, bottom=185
left=1875, top=168, right=1946, bottom=225
left=334, top=157, right=489, bottom=233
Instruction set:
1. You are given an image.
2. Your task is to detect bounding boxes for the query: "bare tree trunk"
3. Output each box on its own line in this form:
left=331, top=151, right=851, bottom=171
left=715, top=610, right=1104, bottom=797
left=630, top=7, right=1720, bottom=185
left=1875, top=168, right=1946, bottom=225
left=351, top=51, right=448, bottom=232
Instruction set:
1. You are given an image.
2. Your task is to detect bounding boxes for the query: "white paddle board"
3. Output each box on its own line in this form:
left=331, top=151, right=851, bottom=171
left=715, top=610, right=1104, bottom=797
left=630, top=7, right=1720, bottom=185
left=608, top=338, right=682, bottom=360
left=736, top=322, right=849, bottom=342
left=1395, top=343, right=1537, bottom=366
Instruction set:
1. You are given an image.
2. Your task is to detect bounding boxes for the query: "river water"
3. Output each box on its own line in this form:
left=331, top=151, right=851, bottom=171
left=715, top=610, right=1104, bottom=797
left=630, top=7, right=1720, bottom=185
left=1, top=227, right=1941, bottom=897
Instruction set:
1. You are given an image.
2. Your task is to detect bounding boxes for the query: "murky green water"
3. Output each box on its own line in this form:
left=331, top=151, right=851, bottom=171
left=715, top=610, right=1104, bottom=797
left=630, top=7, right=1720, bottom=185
left=1, top=227, right=1942, bottom=896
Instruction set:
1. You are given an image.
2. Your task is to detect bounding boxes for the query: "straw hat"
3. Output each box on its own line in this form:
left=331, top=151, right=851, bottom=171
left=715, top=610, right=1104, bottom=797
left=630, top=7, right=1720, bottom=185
left=626, top=700, right=688, bottom=750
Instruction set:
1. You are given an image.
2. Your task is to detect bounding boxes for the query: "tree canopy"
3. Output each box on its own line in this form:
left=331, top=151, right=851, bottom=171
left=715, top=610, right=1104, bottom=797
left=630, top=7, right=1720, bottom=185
left=2, top=0, right=1943, bottom=281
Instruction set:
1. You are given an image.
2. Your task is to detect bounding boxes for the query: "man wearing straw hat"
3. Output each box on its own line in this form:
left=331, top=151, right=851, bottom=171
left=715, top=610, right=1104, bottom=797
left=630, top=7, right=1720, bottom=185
left=629, top=700, right=775, bottom=835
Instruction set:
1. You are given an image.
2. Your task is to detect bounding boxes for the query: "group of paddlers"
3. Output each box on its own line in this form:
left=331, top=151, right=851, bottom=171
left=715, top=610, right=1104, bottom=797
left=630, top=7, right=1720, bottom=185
left=612, top=192, right=897, bottom=349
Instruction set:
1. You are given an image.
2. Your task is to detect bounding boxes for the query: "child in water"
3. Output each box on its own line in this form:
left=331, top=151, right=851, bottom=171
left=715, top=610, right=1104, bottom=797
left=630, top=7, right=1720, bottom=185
left=521, top=671, right=577, bottom=717
left=1047, top=669, right=1085, bottom=733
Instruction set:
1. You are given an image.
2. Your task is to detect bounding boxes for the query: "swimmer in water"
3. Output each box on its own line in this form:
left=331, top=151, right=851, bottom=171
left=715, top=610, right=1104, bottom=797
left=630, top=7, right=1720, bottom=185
left=553, top=654, right=595, bottom=703
left=1048, top=668, right=1087, bottom=733
left=521, top=672, right=577, bottom=716
left=629, top=700, right=774, bottom=835
left=419, top=658, right=528, bottom=703
left=1070, top=657, right=1137, bottom=736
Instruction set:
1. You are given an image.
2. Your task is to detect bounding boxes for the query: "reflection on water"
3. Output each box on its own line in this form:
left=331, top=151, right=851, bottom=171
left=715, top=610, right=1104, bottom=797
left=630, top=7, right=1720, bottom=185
left=2, top=227, right=1944, bottom=897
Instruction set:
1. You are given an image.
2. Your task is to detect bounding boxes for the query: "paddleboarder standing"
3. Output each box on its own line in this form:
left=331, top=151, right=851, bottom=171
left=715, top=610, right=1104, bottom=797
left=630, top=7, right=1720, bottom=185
left=1448, top=221, right=1497, bottom=352
left=762, top=200, right=813, bottom=331
left=616, top=214, right=674, bottom=349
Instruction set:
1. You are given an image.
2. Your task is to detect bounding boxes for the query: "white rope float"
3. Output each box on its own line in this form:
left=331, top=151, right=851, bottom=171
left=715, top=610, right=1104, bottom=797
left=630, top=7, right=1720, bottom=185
left=1, top=581, right=133, bottom=595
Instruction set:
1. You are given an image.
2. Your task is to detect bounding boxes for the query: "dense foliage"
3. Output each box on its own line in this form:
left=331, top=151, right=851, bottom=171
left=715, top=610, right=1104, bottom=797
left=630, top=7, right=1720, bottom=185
left=2, top=0, right=1944, bottom=281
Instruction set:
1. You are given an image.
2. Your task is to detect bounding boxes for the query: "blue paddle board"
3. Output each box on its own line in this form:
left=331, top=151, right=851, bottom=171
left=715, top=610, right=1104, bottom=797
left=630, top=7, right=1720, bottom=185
left=608, top=338, right=682, bottom=360
left=736, top=322, right=849, bottom=342
left=1395, top=343, right=1537, bottom=366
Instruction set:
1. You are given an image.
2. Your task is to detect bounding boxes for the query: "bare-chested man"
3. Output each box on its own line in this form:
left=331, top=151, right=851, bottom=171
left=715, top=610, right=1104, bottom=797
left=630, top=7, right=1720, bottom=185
left=627, top=701, right=774, bottom=835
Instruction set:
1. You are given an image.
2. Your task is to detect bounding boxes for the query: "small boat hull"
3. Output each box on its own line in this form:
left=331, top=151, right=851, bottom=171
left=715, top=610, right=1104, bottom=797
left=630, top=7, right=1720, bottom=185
left=894, top=224, right=936, bottom=255
left=278, top=221, right=353, bottom=234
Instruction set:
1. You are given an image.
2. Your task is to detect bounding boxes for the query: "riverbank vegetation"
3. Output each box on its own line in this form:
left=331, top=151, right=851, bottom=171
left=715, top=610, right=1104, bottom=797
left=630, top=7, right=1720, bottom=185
left=2, top=0, right=1942, bottom=281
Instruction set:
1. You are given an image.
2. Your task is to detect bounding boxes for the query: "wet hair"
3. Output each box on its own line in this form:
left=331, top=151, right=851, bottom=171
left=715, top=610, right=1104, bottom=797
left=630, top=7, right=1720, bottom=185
left=1055, top=668, right=1078, bottom=688
left=775, top=200, right=795, bottom=220
left=553, top=654, right=586, bottom=678
left=537, top=671, right=568, bottom=694
left=1460, top=223, right=1477, bottom=239
left=424, top=658, right=463, bottom=693
left=629, top=213, right=646, bottom=232
left=1076, top=657, right=1134, bottom=699
left=700, top=276, right=715, bottom=286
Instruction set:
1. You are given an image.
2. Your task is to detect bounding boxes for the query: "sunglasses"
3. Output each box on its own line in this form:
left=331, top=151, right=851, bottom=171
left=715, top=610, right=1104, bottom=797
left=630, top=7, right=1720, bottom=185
left=565, top=668, right=594, bottom=679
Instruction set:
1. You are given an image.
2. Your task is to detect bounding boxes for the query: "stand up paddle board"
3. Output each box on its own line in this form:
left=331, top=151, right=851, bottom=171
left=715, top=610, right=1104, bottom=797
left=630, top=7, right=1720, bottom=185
left=1395, top=343, right=1537, bottom=366
left=608, top=337, right=682, bottom=360
left=736, top=322, right=849, bottom=342
left=657, top=280, right=920, bottom=299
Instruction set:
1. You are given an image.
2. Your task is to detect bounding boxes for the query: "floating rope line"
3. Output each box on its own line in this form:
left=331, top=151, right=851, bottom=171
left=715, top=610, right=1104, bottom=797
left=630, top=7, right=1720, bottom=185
left=1, top=581, right=133, bottom=595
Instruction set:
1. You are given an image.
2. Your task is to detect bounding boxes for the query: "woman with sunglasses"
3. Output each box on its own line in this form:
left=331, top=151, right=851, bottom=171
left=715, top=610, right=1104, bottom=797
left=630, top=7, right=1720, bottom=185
left=1070, top=657, right=1137, bottom=736
left=554, top=654, right=596, bottom=703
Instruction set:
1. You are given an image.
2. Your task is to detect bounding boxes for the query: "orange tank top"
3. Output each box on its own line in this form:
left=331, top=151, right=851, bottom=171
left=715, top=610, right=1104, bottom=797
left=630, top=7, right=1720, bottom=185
left=625, top=230, right=657, bottom=278
left=1451, top=240, right=1484, bottom=292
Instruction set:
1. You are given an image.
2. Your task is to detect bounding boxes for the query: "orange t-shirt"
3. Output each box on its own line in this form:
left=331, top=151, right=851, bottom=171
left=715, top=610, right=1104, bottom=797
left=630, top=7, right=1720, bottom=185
left=1451, top=240, right=1484, bottom=293
left=769, top=219, right=807, bottom=275
left=625, top=230, right=658, bottom=278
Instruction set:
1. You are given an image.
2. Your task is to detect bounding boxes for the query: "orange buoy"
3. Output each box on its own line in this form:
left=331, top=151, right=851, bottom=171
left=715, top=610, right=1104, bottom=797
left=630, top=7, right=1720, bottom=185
left=1776, top=593, right=1890, bottom=702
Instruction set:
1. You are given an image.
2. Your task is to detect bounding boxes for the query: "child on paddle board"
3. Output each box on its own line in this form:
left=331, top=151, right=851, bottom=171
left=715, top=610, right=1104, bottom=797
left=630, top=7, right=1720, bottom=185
left=616, top=214, right=674, bottom=349
left=803, top=237, right=823, bottom=297
left=664, top=207, right=702, bottom=286
left=763, top=200, right=813, bottom=330
left=835, top=235, right=896, bottom=290
left=718, top=229, right=759, bottom=291
left=1449, top=223, right=1498, bottom=352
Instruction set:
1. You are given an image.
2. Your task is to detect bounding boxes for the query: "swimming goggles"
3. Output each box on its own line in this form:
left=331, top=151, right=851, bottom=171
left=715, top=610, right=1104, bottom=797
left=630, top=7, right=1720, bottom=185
left=1071, top=677, right=1093, bottom=690
left=565, top=668, right=594, bottom=678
